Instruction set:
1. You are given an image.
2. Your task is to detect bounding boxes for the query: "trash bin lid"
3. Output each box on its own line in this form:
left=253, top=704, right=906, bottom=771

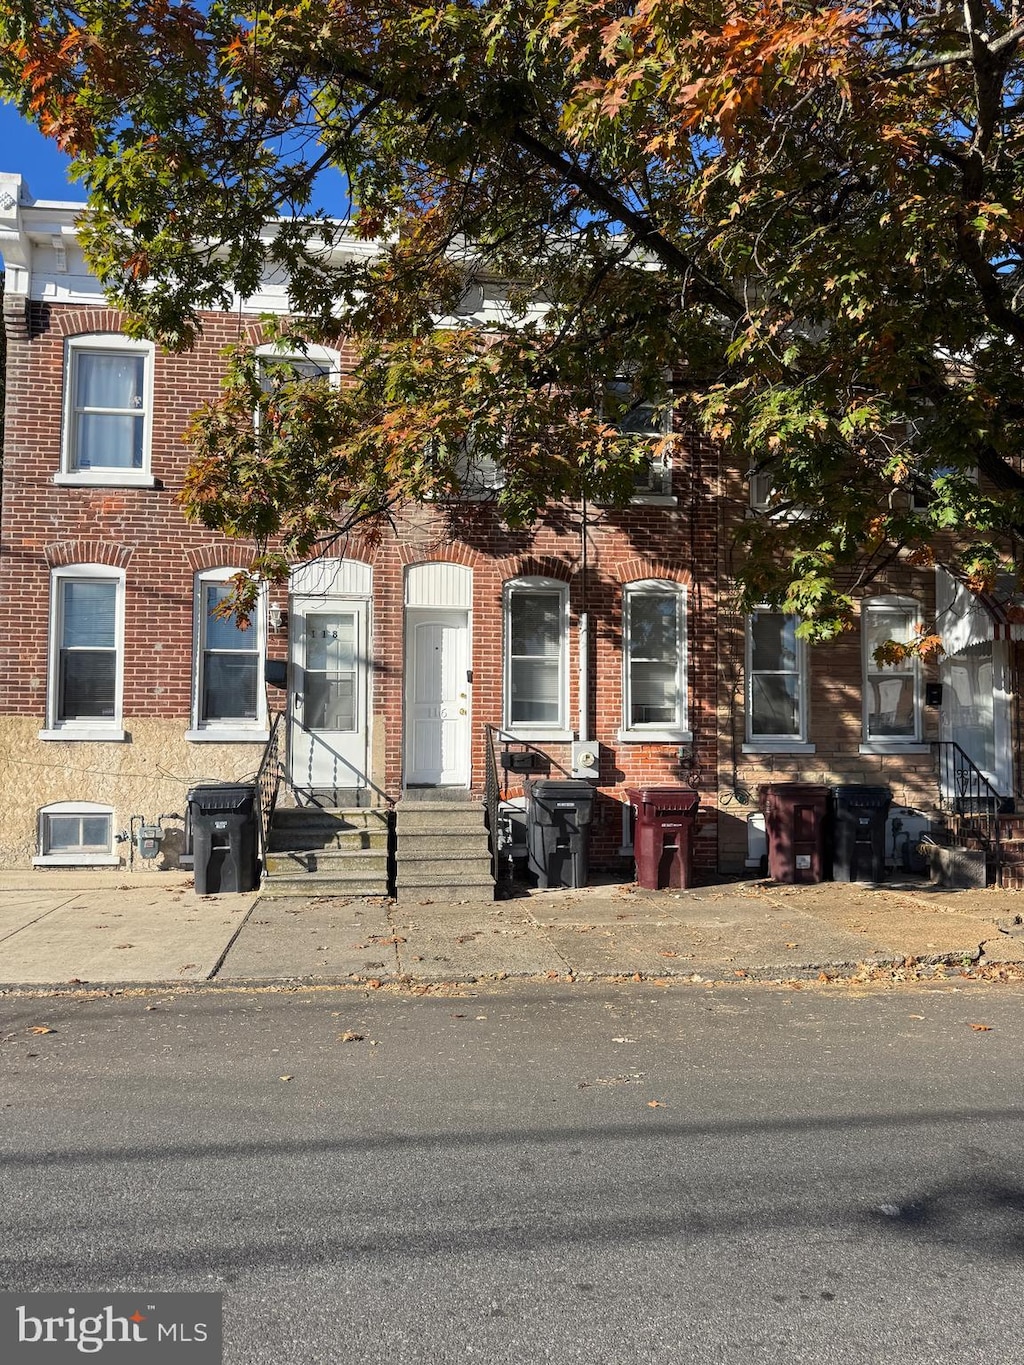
left=759, top=783, right=829, bottom=811
left=187, top=782, right=257, bottom=812
left=525, top=778, right=597, bottom=801
left=830, top=784, right=893, bottom=808
left=626, top=787, right=700, bottom=813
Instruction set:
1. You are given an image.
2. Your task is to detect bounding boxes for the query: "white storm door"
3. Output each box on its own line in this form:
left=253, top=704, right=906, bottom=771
left=405, top=610, right=470, bottom=785
left=288, top=600, right=369, bottom=792
left=940, top=641, right=1011, bottom=795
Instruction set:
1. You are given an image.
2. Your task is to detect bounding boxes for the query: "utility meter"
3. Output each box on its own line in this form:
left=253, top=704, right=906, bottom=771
left=137, top=824, right=163, bottom=860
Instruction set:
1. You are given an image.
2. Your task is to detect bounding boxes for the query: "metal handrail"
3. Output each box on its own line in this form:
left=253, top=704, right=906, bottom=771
left=483, top=725, right=509, bottom=884
left=933, top=740, right=1005, bottom=882
left=255, top=711, right=284, bottom=874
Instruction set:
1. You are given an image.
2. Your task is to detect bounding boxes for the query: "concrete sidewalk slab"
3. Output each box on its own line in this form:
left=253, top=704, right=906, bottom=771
left=2, top=868, right=1023, bottom=989
left=216, top=898, right=397, bottom=981
left=0, top=887, right=252, bottom=986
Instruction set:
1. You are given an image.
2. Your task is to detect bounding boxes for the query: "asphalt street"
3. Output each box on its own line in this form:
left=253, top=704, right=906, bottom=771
left=2, top=980, right=1024, bottom=1364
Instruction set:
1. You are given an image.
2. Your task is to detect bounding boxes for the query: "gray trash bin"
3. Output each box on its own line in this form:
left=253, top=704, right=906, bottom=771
left=525, top=778, right=596, bottom=889
left=188, top=783, right=258, bottom=895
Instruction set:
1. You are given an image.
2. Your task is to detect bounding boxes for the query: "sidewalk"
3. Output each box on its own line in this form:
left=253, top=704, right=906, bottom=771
left=2, top=869, right=1024, bottom=989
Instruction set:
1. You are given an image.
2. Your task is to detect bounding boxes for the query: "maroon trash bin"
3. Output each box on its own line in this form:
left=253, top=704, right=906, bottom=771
left=626, top=787, right=701, bottom=890
left=760, top=783, right=828, bottom=883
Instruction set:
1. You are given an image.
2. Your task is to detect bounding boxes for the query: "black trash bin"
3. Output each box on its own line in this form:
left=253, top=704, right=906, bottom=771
left=525, top=778, right=596, bottom=889
left=188, top=783, right=258, bottom=895
left=830, top=785, right=892, bottom=882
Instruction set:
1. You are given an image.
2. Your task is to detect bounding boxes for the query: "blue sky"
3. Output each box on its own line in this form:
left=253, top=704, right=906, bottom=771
left=1, top=101, right=86, bottom=201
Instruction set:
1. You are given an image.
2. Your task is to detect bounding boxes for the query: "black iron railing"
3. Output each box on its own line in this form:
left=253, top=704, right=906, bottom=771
left=933, top=740, right=1006, bottom=882
left=483, top=725, right=510, bottom=885
left=255, top=710, right=285, bottom=875
left=482, top=726, right=571, bottom=884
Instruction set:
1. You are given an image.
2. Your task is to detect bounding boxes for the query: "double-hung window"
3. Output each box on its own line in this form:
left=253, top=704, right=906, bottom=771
left=188, top=570, right=267, bottom=740
left=620, top=580, right=688, bottom=740
left=504, top=578, right=569, bottom=735
left=60, top=335, right=154, bottom=485
left=605, top=378, right=674, bottom=501
left=42, top=566, right=125, bottom=740
left=745, top=610, right=810, bottom=748
left=862, top=598, right=922, bottom=744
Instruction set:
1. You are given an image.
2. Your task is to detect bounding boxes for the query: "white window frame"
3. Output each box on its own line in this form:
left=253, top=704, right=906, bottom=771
left=256, top=342, right=339, bottom=391
left=861, top=596, right=926, bottom=751
left=605, top=376, right=676, bottom=504
left=743, top=608, right=814, bottom=754
left=748, top=466, right=811, bottom=519
left=40, top=564, right=127, bottom=741
left=57, top=334, right=156, bottom=487
left=503, top=577, right=571, bottom=740
left=186, top=568, right=269, bottom=742
left=618, top=579, right=689, bottom=742
left=33, top=801, right=120, bottom=867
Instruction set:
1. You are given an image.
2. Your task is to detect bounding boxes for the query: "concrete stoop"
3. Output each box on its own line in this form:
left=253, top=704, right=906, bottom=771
left=394, top=798, right=495, bottom=902
left=261, top=805, right=392, bottom=898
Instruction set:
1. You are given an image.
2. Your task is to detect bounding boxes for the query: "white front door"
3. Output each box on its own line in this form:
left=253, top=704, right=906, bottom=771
left=940, top=641, right=1012, bottom=795
left=288, top=598, right=370, bottom=797
left=405, top=609, right=470, bottom=786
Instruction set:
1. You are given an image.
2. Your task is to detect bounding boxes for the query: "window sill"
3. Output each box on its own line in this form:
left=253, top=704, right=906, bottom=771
left=628, top=493, right=677, bottom=507
left=616, top=729, right=692, bottom=744
left=502, top=728, right=574, bottom=743
left=742, top=742, right=816, bottom=755
left=54, top=471, right=157, bottom=489
left=858, top=742, right=930, bottom=755
left=33, top=854, right=121, bottom=867
left=185, top=728, right=270, bottom=743
left=38, top=727, right=128, bottom=743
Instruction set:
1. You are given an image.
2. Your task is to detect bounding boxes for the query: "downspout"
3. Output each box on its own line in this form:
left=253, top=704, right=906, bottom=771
left=578, top=496, right=589, bottom=743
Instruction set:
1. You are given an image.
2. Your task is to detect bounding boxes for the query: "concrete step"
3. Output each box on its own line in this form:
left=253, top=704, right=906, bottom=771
left=396, top=830, right=490, bottom=855
left=396, top=854, right=492, bottom=880
left=395, top=802, right=486, bottom=832
left=272, top=807, right=391, bottom=831
left=395, top=877, right=495, bottom=901
left=267, top=827, right=389, bottom=853
left=260, top=869, right=391, bottom=898
left=264, top=848, right=389, bottom=877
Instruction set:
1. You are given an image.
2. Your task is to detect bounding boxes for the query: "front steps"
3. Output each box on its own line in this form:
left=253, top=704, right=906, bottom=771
left=261, top=806, right=392, bottom=898
left=260, top=796, right=496, bottom=901
left=394, top=798, right=494, bottom=902
left=948, top=810, right=1024, bottom=889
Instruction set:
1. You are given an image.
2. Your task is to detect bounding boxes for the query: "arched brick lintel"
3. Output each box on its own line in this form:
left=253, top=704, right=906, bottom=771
left=45, top=540, right=133, bottom=569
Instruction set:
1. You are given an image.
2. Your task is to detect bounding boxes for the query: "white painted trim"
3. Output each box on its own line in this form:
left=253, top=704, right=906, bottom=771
left=191, top=567, right=267, bottom=734
left=745, top=608, right=809, bottom=744
left=622, top=580, right=687, bottom=737
left=503, top=577, right=570, bottom=733
left=61, top=333, right=155, bottom=479
left=46, top=564, right=126, bottom=735
left=861, top=595, right=923, bottom=743
left=53, top=472, right=159, bottom=489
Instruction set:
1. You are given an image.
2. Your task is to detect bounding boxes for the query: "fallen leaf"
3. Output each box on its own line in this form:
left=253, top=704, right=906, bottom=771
left=339, top=1031, right=364, bottom=1043
left=969, top=1023, right=993, bottom=1031
left=28, top=1026, right=54, bottom=1035
left=659, top=950, right=679, bottom=959
left=786, top=942, right=799, bottom=949
left=279, top=1075, right=293, bottom=1082
left=115, top=944, right=134, bottom=950
left=545, top=970, right=559, bottom=980
left=647, top=1100, right=665, bottom=1109
left=366, top=979, right=382, bottom=990
left=733, top=969, right=748, bottom=978
left=908, top=1014, right=925, bottom=1020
